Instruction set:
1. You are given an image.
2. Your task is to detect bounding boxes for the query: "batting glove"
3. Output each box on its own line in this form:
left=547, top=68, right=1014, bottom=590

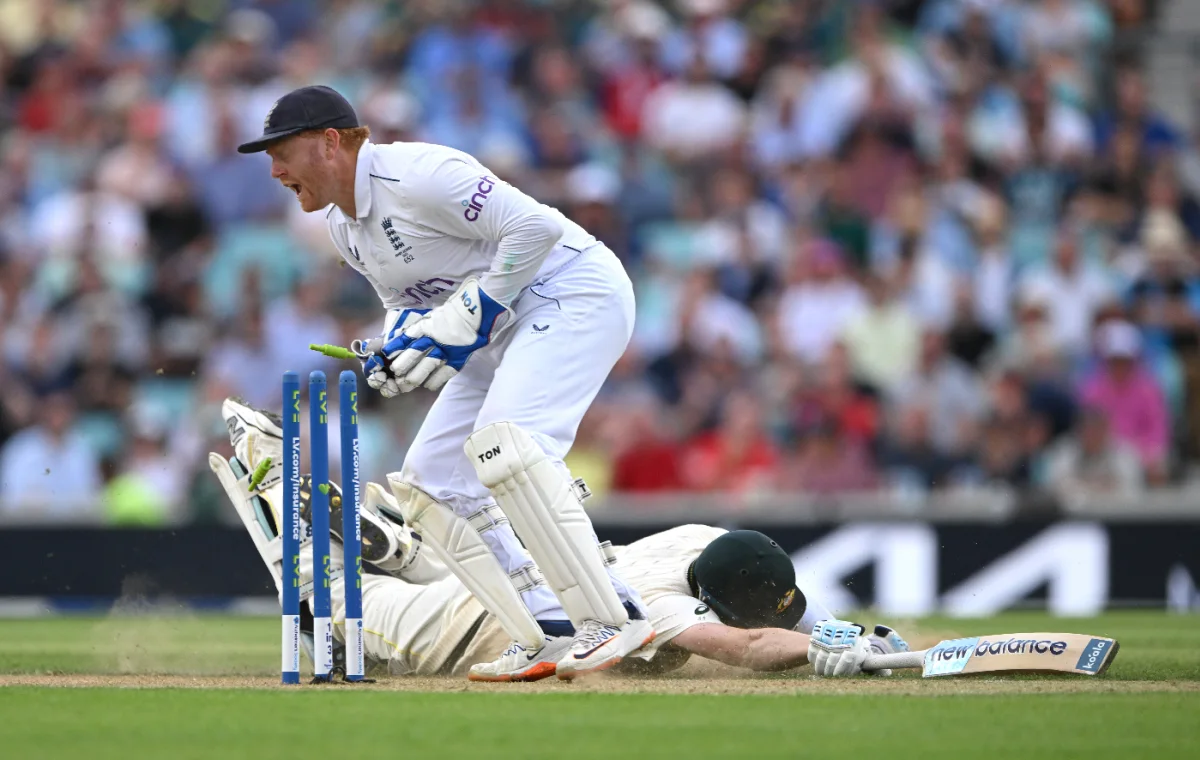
left=862, top=624, right=910, bottom=677
left=382, top=278, right=510, bottom=392
left=808, top=619, right=871, bottom=677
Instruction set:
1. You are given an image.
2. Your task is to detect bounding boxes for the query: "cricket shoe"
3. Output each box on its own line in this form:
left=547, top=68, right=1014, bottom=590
left=468, top=636, right=572, bottom=683
left=218, top=397, right=305, bottom=572
left=222, top=398, right=284, bottom=493
left=555, top=612, right=656, bottom=680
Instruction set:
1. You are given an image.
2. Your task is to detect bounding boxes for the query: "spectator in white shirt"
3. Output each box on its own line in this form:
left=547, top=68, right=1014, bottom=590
left=0, top=392, right=101, bottom=517
left=888, top=234, right=957, bottom=330
left=777, top=238, right=866, bottom=365
left=95, top=102, right=175, bottom=208
left=890, top=328, right=988, bottom=456
left=1044, top=406, right=1144, bottom=507
left=28, top=171, right=147, bottom=267
left=205, top=303, right=279, bottom=410
left=660, top=0, right=748, bottom=81
left=987, top=288, right=1069, bottom=377
left=263, top=276, right=342, bottom=381
left=695, top=169, right=789, bottom=298
left=971, top=193, right=1016, bottom=332
left=1017, top=225, right=1115, bottom=358
left=641, top=54, right=747, bottom=162
left=749, top=63, right=814, bottom=171
left=968, top=67, right=1093, bottom=169
left=679, top=268, right=764, bottom=366
left=797, top=4, right=934, bottom=158
left=1021, top=0, right=1110, bottom=62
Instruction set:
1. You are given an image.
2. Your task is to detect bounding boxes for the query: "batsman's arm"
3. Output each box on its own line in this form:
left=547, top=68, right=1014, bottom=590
left=670, top=624, right=811, bottom=672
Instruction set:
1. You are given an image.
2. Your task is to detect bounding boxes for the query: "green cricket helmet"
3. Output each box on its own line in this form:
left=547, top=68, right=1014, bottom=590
left=690, top=530, right=805, bottom=630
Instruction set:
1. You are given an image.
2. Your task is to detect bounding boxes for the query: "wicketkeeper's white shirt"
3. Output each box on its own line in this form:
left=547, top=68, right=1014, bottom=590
left=325, top=140, right=599, bottom=310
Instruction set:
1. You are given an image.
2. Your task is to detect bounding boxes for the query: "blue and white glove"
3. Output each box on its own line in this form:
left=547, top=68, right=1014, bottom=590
left=357, top=308, right=428, bottom=398
left=382, top=278, right=510, bottom=392
left=809, top=620, right=910, bottom=677
left=808, top=619, right=869, bottom=677
left=863, top=624, right=910, bottom=678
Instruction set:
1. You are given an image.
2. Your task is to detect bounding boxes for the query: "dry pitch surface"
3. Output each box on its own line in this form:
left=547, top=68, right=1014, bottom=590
left=0, top=611, right=1196, bottom=759
left=3, top=671, right=1200, bottom=696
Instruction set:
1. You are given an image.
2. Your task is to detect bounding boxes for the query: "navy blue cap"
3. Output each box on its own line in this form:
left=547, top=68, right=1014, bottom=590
left=237, top=85, right=359, bottom=154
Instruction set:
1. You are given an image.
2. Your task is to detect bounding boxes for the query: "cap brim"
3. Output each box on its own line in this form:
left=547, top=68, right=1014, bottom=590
left=237, top=127, right=307, bottom=154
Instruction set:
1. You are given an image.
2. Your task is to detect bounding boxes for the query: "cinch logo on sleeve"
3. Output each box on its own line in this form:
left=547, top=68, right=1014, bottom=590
left=461, top=176, right=497, bottom=221
left=1075, top=638, right=1111, bottom=673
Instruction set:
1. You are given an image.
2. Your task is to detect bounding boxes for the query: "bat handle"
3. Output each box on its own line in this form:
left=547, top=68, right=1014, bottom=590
left=862, top=650, right=926, bottom=672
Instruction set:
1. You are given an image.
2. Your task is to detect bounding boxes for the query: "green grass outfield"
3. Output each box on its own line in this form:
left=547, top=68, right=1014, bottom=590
left=0, top=611, right=1196, bottom=759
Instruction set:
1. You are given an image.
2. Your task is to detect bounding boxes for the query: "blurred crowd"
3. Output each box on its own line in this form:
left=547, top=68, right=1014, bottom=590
left=0, top=0, right=1196, bottom=525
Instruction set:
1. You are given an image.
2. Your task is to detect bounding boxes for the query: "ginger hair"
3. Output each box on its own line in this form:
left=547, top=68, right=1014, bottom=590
left=296, top=125, right=372, bottom=152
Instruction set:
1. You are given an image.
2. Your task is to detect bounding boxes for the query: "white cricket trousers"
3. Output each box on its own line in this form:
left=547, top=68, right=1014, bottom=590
left=329, top=573, right=509, bottom=676
left=396, top=244, right=641, bottom=622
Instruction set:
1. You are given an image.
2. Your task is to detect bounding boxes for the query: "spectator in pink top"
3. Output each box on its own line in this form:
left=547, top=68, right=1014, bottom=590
left=1079, top=321, right=1170, bottom=484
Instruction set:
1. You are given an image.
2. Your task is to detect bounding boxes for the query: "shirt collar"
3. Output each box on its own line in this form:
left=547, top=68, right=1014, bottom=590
left=352, top=139, right=374, bottom=220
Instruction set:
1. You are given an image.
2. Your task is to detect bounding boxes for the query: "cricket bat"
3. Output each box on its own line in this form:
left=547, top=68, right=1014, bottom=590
left=862, top=632, right=1119, bottom=677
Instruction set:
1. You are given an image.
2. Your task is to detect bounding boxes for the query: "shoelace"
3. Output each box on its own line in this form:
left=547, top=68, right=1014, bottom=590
left=573, top=620, right=619, bottom=650
left=501, top=642, right=527, bottom=657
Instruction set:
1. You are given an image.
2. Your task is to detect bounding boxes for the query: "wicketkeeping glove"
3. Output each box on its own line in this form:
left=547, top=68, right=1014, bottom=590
left=358, top=308, right=428, bottom=398
left=382, top=278, right=510, bottom=392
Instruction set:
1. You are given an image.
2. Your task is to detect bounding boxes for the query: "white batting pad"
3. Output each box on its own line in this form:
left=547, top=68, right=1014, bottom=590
left=386, top=475, right=544, bottom=649
left=466, top=422, right=628, bottom=628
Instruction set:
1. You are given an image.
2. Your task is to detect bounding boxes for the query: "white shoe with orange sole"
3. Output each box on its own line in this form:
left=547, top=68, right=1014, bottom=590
left=469, top=636, right=572, bottom=682
left=555, top=617, right=656, bottom=680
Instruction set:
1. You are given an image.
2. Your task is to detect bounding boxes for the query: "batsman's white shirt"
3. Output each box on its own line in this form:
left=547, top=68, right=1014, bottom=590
left=330, top=525, right=727, bottom=676
left=326, top=140, right=641, bottom=622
